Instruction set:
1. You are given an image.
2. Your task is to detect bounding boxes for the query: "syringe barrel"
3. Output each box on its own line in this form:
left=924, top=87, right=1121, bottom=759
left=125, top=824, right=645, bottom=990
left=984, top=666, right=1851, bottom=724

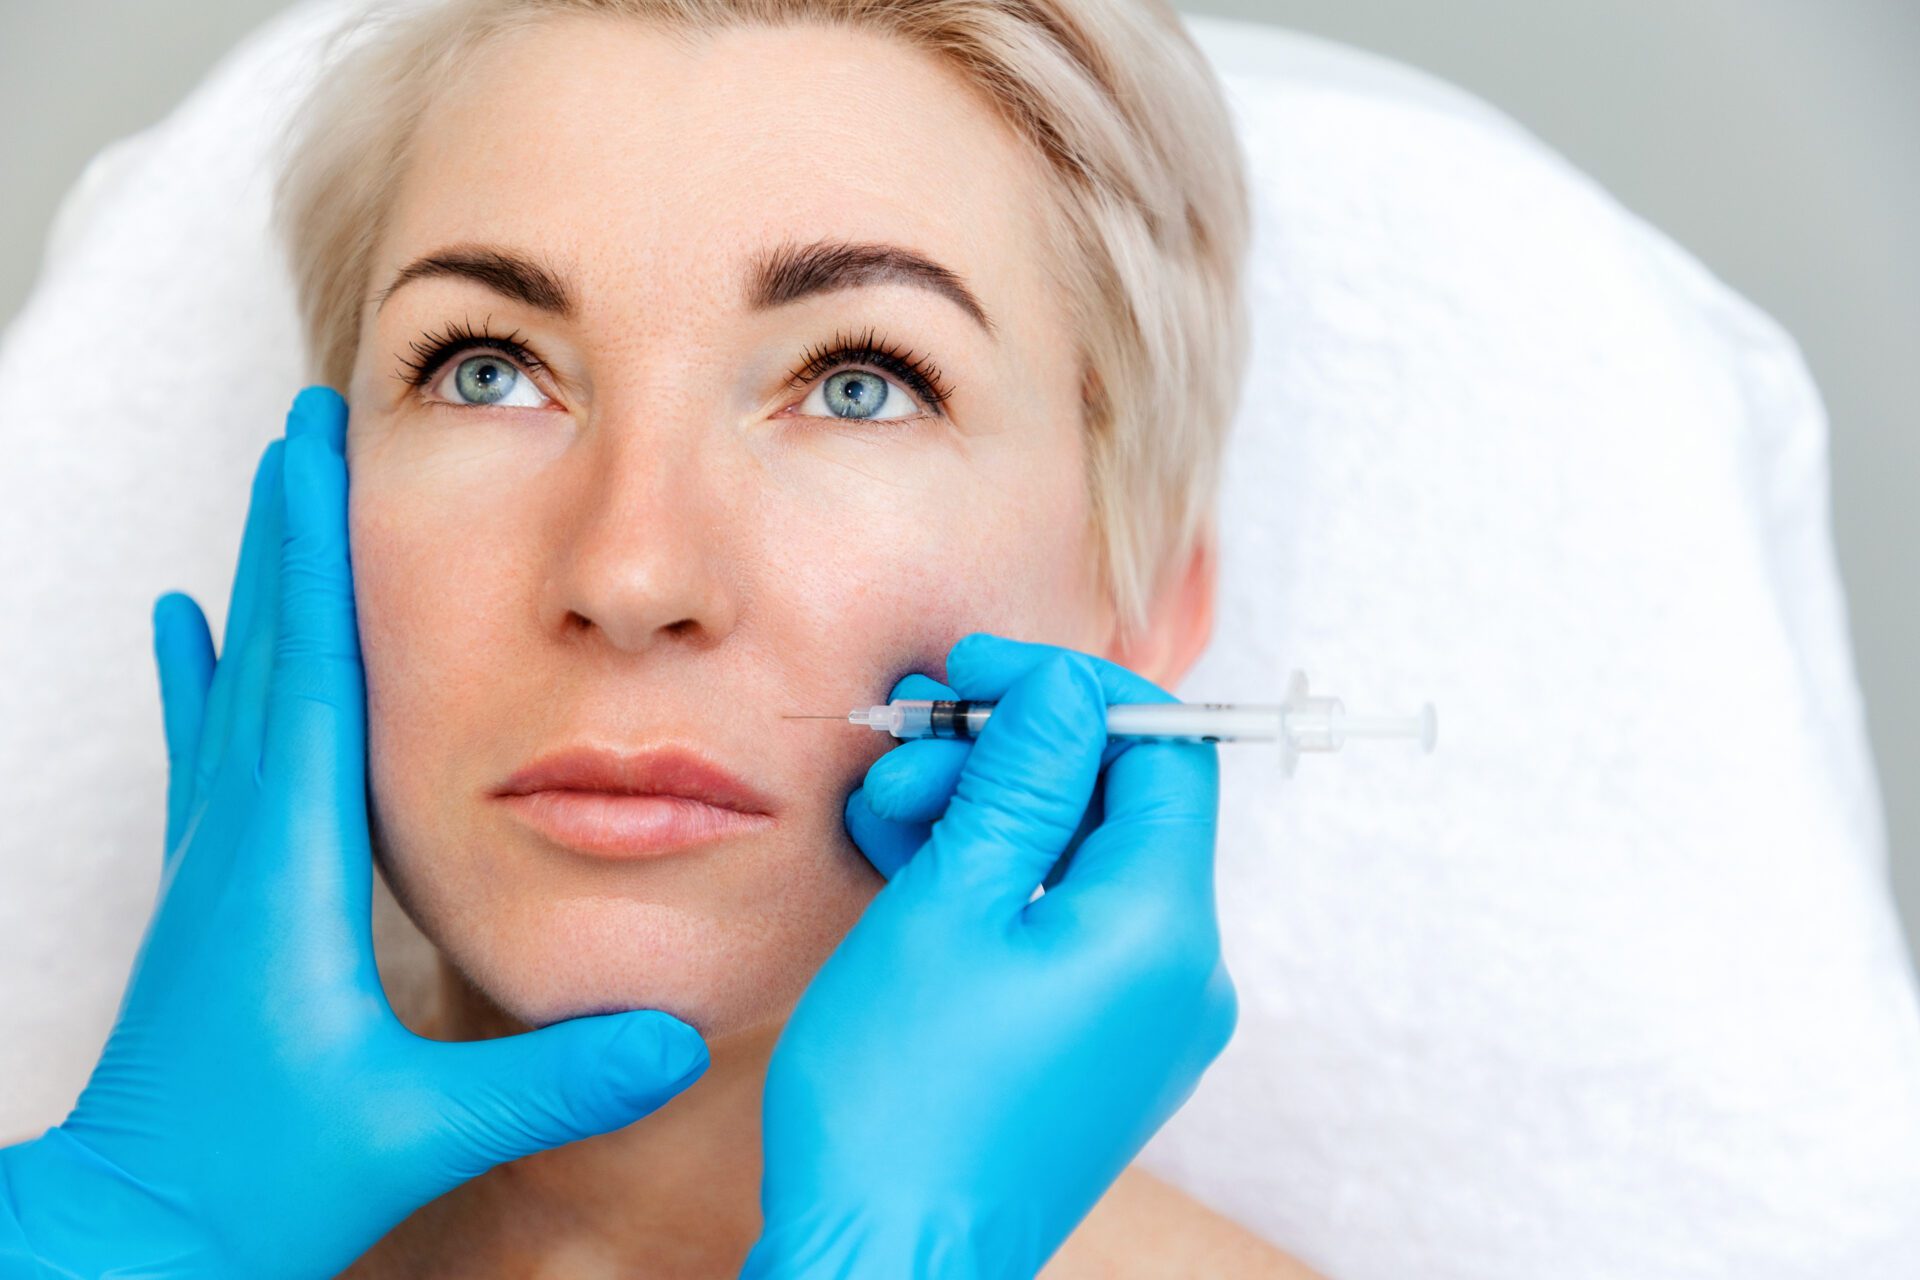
left=869, top=695, right=1434, bottom=757
left=1103, top=703, right=1280, bottom=742
left=1283, top=696, right=1344, bottom=751
left=879, top=702, right=1282, bottom=740
left=879, top=700, right=1280, bottom=742
left=883, top=700, right=995, bottom=739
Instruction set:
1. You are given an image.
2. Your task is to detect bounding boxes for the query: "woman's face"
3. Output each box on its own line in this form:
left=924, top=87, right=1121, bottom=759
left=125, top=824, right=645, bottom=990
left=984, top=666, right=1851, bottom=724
left=346, top=15, right=1117, bottom=1043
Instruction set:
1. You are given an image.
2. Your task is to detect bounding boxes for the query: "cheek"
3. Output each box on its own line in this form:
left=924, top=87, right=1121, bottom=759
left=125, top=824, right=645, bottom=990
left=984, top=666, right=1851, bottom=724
left=756, top=435, right=1107, bottom=673
left=347, top=425, right=538, bottom=672
left=348, top=465, right=528, bottom=813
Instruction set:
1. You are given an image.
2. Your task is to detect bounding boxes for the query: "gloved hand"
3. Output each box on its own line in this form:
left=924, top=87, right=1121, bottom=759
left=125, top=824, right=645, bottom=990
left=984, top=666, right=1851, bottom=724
left=741, top=633, right=1239, bottom=1278
left=0, top=387, right=711, bottom=1280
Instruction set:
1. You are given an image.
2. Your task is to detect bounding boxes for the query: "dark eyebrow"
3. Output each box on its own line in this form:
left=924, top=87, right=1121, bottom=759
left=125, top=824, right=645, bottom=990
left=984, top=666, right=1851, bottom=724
left=747, top=237, right=997, bottom=340
left=372, top=237, right=997, bottom=340
left=372, top=246, right=575, bottom=319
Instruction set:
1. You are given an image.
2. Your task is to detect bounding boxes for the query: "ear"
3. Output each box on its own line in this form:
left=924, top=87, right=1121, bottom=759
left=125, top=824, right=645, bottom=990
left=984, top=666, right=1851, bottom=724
left=1101, top=525, right=1218, bottom=690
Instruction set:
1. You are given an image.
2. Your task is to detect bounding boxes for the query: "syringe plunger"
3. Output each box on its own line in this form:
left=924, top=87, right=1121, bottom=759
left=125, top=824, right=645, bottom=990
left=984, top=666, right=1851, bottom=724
left=1276, top=670, right=1438, bottom=778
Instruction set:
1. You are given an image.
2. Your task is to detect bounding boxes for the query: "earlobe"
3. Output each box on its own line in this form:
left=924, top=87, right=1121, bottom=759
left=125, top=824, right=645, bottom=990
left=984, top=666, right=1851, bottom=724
left=1103, top=528, right=1218, bottom=688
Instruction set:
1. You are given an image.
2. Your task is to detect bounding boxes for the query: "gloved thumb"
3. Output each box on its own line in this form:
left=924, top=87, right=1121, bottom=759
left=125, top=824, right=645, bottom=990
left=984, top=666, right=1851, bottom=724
left=430, top=1009, right=710, bottom=1174
left=151, top=591, right=214, bottom=864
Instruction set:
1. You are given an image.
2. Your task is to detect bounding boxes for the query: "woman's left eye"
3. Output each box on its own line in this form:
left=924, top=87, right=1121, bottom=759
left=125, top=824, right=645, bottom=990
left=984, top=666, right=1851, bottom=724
left=430, top=353, right=552, bottom=409
left=797, top=369, right=924, bottom=422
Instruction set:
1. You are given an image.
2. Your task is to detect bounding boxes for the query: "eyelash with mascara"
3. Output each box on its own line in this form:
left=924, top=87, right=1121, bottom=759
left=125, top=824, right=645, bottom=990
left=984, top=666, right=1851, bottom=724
left=395, top=316, right=549, bottom=390
left=394, top=318, right=956, bottom=416
left=784, top=325, right=955, bottom=413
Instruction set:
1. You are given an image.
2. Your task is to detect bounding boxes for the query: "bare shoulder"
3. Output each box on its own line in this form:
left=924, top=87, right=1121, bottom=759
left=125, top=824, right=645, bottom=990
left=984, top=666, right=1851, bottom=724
left=1039, top=1164, right=1327, bottom=1280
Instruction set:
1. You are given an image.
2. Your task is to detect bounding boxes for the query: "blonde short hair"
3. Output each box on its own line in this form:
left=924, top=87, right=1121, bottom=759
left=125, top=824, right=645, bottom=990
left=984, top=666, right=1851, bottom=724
left=272, top=0, right=1252, bottom=642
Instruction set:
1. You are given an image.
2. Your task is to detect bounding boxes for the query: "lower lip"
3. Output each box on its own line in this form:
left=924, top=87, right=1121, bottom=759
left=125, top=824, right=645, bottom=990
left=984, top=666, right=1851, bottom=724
left=498, top=790, right=774, bottom=858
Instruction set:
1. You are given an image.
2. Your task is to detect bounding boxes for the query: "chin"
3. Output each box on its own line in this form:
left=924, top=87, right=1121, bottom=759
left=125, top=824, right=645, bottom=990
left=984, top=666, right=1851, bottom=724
left=371, top=801, right=882, bottom=1044
left=418, top=883, right=859, bottom=1043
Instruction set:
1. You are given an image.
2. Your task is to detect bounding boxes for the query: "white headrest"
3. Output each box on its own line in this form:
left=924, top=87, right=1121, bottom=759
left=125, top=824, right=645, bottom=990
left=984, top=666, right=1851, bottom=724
left=3, top=3, right=1915, bottom=1275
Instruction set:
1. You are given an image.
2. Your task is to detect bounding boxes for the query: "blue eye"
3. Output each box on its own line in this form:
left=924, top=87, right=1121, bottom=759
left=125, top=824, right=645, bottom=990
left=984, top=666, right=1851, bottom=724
left=397, top=317, right=554, bottom=410
left=800, top=368, right=920, bottom=421
left=440, top=353, right=549, bottom=408
left=787, top=327, right=954, bottom=422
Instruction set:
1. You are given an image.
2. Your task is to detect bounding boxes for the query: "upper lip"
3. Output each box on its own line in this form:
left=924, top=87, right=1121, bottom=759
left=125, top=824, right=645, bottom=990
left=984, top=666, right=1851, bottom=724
left=496, top=744, right=776, bottom=815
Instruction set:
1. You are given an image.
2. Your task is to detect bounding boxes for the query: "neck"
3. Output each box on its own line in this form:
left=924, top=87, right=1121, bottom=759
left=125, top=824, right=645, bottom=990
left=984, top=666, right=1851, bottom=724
left=369, top=958, right=778, bottom=1278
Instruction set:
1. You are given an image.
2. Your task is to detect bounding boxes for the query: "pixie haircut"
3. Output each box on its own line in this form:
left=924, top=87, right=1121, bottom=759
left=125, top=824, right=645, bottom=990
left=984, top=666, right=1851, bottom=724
left=272, top=0, right=1252, bottom=643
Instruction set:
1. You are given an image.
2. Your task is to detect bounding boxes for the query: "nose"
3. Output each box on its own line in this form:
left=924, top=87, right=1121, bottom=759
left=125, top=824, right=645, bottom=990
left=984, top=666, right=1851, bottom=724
left=539, top=419, right=743, bottom=652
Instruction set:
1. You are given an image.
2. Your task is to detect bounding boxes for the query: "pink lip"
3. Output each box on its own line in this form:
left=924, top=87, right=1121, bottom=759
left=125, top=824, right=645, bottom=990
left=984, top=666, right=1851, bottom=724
left=495, top=744, right=777, bottom=859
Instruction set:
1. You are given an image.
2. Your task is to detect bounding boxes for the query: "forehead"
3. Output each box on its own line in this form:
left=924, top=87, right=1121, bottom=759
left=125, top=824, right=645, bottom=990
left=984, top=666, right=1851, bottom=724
left=381, top=14, right=1057, bottom=330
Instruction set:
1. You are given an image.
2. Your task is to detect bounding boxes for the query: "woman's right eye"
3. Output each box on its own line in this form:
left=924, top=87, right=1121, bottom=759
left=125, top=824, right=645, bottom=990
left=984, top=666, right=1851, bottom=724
left=429, top=352, right=553, bottom=409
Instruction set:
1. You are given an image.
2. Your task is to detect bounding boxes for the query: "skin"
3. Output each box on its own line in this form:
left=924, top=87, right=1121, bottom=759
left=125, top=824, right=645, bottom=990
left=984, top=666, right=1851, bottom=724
left=337, top=14, right=1313, bottom=1277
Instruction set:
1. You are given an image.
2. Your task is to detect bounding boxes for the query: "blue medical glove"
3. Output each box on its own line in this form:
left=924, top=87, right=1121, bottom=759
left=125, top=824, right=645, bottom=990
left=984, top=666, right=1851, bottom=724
left=0, top=387, right=710, bottom=1280
left=741, top=633, right=1239, bottom=1278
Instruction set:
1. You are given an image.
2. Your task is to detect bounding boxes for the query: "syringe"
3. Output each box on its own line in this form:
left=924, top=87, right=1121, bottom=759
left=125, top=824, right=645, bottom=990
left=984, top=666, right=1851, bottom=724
left=785, top=670, right=1437, bottom=780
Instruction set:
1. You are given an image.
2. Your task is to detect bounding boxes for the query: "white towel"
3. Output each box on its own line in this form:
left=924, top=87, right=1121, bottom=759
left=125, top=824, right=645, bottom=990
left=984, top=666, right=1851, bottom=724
left=3, top=5, right=1915, bottom=1275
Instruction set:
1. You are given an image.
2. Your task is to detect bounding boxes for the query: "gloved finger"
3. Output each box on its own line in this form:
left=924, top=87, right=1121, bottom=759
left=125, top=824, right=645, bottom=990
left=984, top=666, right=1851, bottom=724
left=861, top=748, right=962, bottom=824
left=956, top=635, right=1229, bottom=1054
left=427, top=1009, right=710, bottom=1180
left=853, top=668, right=1113, bottom=877
left=843, top=785, right=930, bottom=881
left=1038, top=775, right=1106, bottom=894
left=193, top=437, right=285, bottom=801
left=889, top=671, right=954, bottom=702
left=858, top=661, right=1136, bottom=827
left=951, top=634, right=1220, bottom=923
left=152, top=592, right=215, bottom=866
left=858, top=746, right=1100, bottom=888
left=907, top=639, right=1107, bottom=919
left=860, top=673, right=968, bottom=824
left=935, top=632, right=1193, bottom=904
left=1030, top=732, right=1220, bottom=933
left=841, top=673, right=961, bottom=880
left=259, top=389, right=368, bottom=905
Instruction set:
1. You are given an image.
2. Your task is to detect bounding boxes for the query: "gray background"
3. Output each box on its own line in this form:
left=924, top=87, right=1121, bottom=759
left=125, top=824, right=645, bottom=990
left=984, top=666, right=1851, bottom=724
left=4, top=0, right=1915, bottom=974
